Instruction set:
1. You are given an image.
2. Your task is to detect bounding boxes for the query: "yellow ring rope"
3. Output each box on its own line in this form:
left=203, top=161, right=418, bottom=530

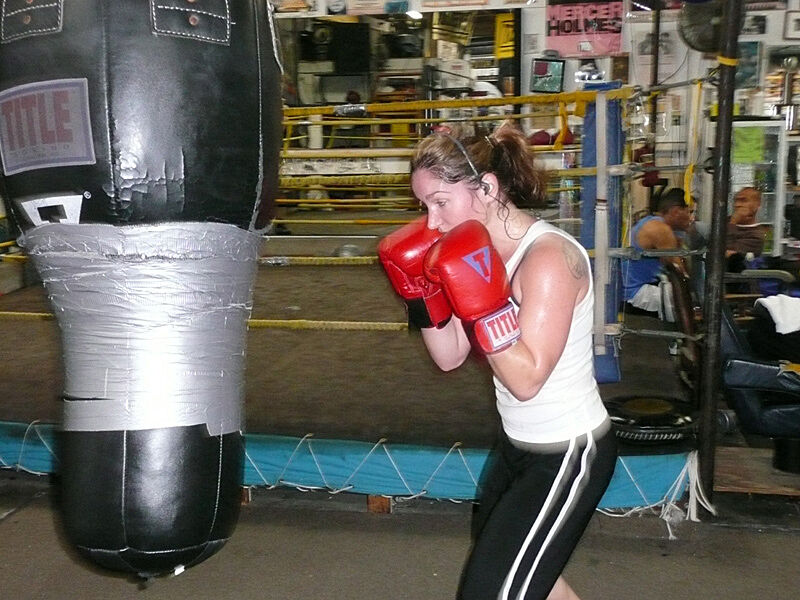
left=284, top=148, right=414, bottom=159
left=0, top=311, right=54, bottom=321
left=2, top=255, right=385, bottom=266
left=247, top=319, right=407, bottom=331
left=277, top=187, right=580, bottom=203
left=283, top=112, right=570, bottom=128
left=281, top=199, right=406, bottom=205
left=280, top=175, right=410, bottom=187
left=279, top=168, right=599, bottom=189
left=0, top=310, right=407, bottom=331
left=283, top=89, right=634, bottom=118
left=272, top=218, right=414, bottom=226
left=717, top=55, right=738, bottom=67
left=258, top=256, right=378, bottom=266
left=280, top=145, right=582, bottom=160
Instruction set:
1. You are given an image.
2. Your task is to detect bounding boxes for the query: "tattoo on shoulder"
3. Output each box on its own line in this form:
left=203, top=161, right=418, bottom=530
left=561, top=240, right=588, bottom=280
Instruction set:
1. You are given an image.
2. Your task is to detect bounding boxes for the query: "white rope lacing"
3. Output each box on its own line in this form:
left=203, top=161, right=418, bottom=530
left=305, top=438, right=334, bottom=491
left=329, top=437, right=387, bottom=494
left=379, top=442, right=417, bottom=498
left=686, top=450, right=716, bottom=522
left=243, top=436, right=481, bottom=501
left=598, top=450, right=714, bottom=540
left=3, top=421, right=706, bottom=519
left=267, top=433, right=315, bottom=490
left=7, top=420, right=57, bottom=476
left=244, top=447, right=272, bottom=485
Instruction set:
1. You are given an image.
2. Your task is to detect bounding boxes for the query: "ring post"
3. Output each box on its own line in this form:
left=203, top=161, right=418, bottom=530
left=594, top=92, right=609, bottom=356
left=699, top=0, right=744, bottom=506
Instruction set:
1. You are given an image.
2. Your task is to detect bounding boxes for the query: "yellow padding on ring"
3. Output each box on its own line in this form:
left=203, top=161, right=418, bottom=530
left=683, top=164, right=695, bottom=208
left=552, top=102, right=570, bottom=150
left=0, top=310, right=407, bottom=331
left=717, top=55, right=738, bottom=67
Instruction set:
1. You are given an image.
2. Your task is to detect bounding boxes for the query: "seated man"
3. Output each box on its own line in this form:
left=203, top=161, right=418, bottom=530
left=726, top=186, right=768, bottom=271
left=622, top=188, right=692, bottom=315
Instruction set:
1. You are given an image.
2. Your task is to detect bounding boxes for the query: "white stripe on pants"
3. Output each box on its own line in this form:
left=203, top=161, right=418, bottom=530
left=499, top=432, right=595, bottom=600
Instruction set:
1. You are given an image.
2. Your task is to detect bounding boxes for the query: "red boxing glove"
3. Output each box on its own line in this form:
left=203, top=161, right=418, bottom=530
left=424, top=220, right=520, bottom=354
left=378, top=217, right=452, bottom=329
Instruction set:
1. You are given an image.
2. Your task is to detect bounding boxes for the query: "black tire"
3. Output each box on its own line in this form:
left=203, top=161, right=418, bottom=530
left=604, top=394, right=698, bottom=444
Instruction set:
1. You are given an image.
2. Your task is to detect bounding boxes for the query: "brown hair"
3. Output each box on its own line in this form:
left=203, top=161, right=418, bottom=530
left=410, top=122, right=548, bottom=209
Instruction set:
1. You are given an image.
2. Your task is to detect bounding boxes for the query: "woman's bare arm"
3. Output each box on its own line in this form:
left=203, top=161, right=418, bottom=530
left=487, top=236, right=588, bottom=400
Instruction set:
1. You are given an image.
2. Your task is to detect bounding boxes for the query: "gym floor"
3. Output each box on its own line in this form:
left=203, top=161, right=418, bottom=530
left=1, top=215, right=799, bottom=598
left=2, top=471, right=799, bottom=599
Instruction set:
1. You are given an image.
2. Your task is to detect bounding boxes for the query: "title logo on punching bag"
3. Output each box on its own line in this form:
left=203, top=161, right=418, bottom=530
left=0, top=78, right=96, bottom=176
left=463, top=246, right=492, bottom=282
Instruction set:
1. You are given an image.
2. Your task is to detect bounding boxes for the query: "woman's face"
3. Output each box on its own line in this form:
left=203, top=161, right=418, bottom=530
left=411, top=168, right=486, bottom=233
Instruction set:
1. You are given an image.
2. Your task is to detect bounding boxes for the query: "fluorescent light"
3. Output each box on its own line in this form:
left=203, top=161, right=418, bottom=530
left=406, top=10, right=423, bottom=19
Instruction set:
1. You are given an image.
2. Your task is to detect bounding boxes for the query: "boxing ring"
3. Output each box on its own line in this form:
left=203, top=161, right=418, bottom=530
left=0, top=247, right=702, bottom=531
left=0, top=40, right=722, bottom=576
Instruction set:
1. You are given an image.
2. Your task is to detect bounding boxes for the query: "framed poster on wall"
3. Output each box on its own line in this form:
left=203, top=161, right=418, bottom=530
left=736, top=41, right=762, bottom=89
left=530, top=58, right=565, bottom=93
left=785, top=11, right=800, bottom=40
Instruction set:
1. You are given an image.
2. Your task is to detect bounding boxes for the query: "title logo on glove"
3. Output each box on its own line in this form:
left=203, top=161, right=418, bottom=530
left=462, top=247, right=492, bottom=282
left=479, top=304, right=520, bottom=352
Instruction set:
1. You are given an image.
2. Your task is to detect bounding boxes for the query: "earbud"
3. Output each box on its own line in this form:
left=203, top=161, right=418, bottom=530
left=480, top=180, right=491, bottom=194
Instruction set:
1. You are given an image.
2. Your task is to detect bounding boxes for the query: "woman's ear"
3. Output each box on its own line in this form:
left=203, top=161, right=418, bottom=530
left=480, top=173, right=499, bottom=198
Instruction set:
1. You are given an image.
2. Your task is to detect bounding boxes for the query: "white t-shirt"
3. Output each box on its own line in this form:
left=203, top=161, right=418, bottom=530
left=494, top=221, right=608, bottom=443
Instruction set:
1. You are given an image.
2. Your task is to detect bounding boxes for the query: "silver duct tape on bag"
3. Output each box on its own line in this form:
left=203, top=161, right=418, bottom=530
left=20, top=222, right=260, bottom=436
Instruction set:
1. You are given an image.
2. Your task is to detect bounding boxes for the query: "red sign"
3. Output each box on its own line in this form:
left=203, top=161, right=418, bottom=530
left=546, top=1, right=623, bottom=58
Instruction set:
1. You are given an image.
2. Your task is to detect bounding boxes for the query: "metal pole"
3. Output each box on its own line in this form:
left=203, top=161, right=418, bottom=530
left=648, top=7, right=661, bottom=212
left=699, top=0, right=743, bottom=505
left=513, top=8, right=522, bottom=103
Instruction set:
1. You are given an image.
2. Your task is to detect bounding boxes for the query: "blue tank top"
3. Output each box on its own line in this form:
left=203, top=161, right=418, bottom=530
left=622, top=215, right=663, bottom=301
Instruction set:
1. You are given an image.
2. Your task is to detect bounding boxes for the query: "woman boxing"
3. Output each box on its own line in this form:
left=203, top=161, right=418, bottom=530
left=378, top=123, right=617, bottom=600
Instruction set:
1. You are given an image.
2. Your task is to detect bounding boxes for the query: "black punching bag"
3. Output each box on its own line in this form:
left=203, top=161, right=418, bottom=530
left=0, top=0, right=282, bottom=577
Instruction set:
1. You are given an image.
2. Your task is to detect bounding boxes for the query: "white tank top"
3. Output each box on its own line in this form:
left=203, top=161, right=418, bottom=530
left=494, top=221, right=608, bottom=443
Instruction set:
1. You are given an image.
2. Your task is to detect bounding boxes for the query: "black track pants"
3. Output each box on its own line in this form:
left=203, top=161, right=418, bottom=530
left=459, top=426, right=617, bottom=600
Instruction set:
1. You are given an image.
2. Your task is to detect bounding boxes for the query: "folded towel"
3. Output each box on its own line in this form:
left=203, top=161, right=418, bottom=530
left=755, top=294, right=800, bottom=334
